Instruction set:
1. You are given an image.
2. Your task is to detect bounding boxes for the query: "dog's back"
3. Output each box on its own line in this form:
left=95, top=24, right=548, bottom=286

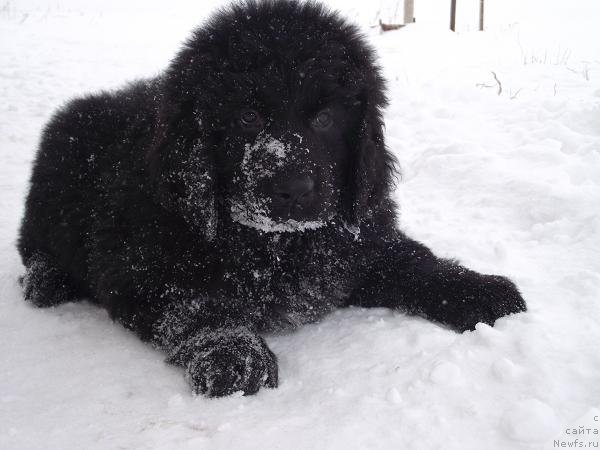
left=18, top=79, right=159, bottom=305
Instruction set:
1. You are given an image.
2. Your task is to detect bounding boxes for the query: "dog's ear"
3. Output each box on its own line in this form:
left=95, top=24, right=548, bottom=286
left=345, top=102, right=398, bottom=227
left=146, top=77, right=218, bottom=241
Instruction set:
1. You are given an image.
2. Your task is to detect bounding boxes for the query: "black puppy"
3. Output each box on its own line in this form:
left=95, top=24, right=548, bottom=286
left=18, top=0, right=526, bottom=397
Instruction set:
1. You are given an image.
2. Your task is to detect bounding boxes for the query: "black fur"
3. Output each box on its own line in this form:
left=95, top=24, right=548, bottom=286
left=18, top=0, right=526, bottom=397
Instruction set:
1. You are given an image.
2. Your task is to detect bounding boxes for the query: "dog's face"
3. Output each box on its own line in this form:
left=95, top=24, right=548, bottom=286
left=148, top=1, right=395, bottom=239
left=218, top=87, right=362, bottom=232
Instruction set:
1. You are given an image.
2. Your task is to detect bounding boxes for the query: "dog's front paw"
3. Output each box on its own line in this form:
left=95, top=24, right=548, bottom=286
left=463, top=274, right=527, bottom=332
left=172, top=328, right=278, bottom=397
left=440, top=271, right=527, bottom=332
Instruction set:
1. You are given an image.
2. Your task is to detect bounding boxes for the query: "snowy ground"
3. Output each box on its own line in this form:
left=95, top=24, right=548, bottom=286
left=1, top=1, right=599, bottom=449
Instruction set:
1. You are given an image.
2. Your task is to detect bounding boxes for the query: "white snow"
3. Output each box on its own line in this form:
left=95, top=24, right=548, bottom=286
left=1, top=0, right=600, bottom=449
left=257, top=133, right=290, bottom=164
left=230, top=199, right=331, bottom=233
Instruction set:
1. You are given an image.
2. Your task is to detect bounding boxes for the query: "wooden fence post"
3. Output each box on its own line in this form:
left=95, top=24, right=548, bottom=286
left=450, top=0, right=456, bottom=31
left=404, top=0, right=415, bottom=24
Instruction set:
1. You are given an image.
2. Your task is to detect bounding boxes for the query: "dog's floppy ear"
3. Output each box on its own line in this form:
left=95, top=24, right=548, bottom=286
left=345, top=99, right=398, bottom=227
left=146, top=76, right=218, bottom=241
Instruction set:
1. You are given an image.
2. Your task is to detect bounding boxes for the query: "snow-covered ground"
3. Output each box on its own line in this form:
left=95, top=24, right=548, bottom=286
left=1, top=0, right=599, bottom=449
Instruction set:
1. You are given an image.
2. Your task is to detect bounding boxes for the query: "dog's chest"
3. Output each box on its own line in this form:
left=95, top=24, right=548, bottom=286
left=223, top=234, right=357, bottom=331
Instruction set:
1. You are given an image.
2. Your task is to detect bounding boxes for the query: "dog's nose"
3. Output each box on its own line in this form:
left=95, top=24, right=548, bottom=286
left=272, top=176, right=315, bottom=206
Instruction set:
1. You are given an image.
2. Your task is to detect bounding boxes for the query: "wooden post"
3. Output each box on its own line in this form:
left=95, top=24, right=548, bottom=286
left=479, top=0, right=484, bottom=31
left=450, top=0, right=456, bottom=31
left=404, top=0, right=415, bottom=24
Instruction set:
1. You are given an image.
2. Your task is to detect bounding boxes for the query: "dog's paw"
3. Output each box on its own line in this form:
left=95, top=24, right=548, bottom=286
left=420, top=265, right=527, bottom=332
left=21, top=252, right=78, bottom=307
left=177, top=328, right=278, bottom=397
left=439, top=271, right=527, bottom=332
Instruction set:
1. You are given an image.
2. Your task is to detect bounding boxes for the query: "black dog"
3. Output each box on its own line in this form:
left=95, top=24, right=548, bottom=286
left=18, top=0, right=526, bottom=397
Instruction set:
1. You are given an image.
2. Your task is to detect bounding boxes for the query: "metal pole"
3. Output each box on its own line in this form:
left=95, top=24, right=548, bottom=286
left=450, top=0, right=456, bottom=31
left=479, top=0, right=484, bottom=31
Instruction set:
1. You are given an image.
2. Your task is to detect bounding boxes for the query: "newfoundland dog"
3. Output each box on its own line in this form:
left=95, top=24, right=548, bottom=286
left=18, top=0, right=526, bottom=396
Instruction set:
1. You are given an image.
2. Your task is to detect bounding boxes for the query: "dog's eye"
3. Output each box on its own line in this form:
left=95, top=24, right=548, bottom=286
left=240, top=109, right=260, bottom=126
left=311, top=109, right=333, bottom=129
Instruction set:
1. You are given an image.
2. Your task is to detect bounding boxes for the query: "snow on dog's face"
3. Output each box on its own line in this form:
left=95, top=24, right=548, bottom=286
left=222, top=104, right=358, bottom=233
left=148, top=2, right=394, bottom=239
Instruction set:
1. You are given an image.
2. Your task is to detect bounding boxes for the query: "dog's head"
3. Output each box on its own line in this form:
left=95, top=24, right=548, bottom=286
left=147, top=0, right=396, bottom=239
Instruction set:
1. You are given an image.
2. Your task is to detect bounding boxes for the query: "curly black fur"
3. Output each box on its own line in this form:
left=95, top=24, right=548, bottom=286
left=18, top=0, right=526, bottom=397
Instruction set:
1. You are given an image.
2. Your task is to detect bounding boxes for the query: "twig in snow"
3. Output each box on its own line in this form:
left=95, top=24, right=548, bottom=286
left=558, top=48, right=571, bottom=66
left=491, top=71, right=502, bottom=96
left=392, top=0, right=400, bottom=24
left=378, top=19, right=405, bottom=32
left=567, top=64, right=591, bottom=81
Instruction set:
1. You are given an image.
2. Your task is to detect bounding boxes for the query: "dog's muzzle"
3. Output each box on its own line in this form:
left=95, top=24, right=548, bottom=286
left=230, top=131, right=332, bottom=232
left=270, top=175, right=316, bottom=220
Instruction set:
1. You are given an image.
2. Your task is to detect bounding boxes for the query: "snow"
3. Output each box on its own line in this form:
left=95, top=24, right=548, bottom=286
left=230, top=201, right=332, bottom=233
left=1, top=0, right=599, bottom=449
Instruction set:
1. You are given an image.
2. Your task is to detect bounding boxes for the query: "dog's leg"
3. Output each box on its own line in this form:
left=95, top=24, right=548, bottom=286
left=166, top=326, right=278, bottom=397
left=348, top=235, right=526, bottom=332
left=154, top=298, right=278, bottom=397
left=92, top=264, right=279, bottom=397
left=21, top=251, right=82, bottom=307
